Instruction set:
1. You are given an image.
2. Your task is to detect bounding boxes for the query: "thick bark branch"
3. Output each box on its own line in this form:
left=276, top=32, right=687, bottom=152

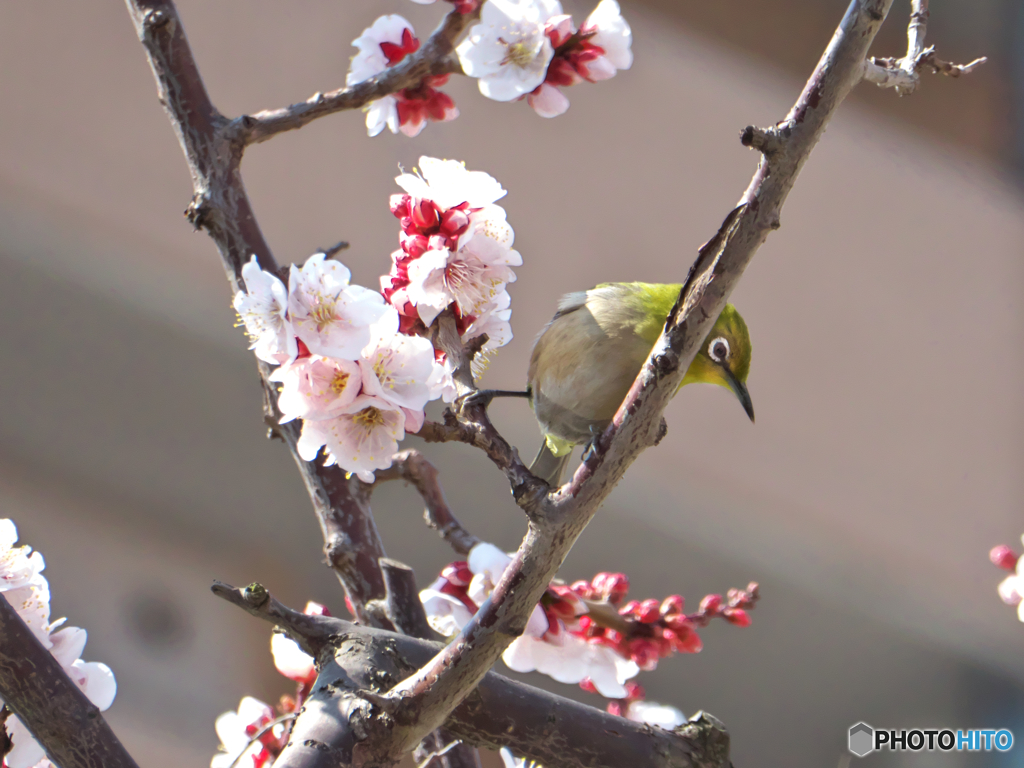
left=0, top=596, right=139, bottom=768
left=213, top=585, right=729, bottom=768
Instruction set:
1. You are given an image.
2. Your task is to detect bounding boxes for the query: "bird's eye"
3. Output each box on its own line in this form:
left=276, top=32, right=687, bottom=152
left=709, top=337, right=730, bottom=363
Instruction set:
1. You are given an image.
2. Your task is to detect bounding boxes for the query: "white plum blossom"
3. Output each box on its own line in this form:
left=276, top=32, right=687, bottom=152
left=0, top=519, right=45, bottom=592
left=419, top=579, right=475, bottom=637
left=0, top=520, right=117, bottom=768
left=395, top=157, right=507, bottom=211
left=233, top=256, right=297, bottom=364
left=625, top=700, right=686, bottom=730
left=502, top=630, right=639, bottom=698
left=360, top=332, right=445, bottom=412
left=270, top=601, right=327, bottom=685
left=288, top=254, right=391, bottom=360
left=457, top=0, right=562, bottom=101
left=347, top=15, right=416, bottom=137
left=270, top=356, right=362, bottom=423
left=297, top=395, right=407, bottom=482
left=583, top=0, right=633, bottom=77
left=211, top=696, right=280, bottom=768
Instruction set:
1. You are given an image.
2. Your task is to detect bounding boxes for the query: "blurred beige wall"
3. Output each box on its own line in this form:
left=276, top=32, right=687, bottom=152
left=1, top=2, right=1022, bottom=767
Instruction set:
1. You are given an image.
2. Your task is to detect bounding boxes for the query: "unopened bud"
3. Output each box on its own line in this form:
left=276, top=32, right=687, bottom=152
left=660, top=594, right=684, bottom=616
left=723, top=608, right=752, bottom=627
left=699, top=594, right=722, bottom=614
left=637, top=599, right=661, bottom=624
left=990, top=545, right=1019, bottom=572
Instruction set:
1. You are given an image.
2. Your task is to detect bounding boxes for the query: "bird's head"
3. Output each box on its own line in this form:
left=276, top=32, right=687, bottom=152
left=682, top=304, right=754, bottom=422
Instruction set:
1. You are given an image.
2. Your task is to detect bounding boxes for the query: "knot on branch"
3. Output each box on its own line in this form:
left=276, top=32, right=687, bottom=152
left=242, top=582, right=270, bottom=609
left=675, top=711, right=730, bottom=768
left=142, top=8, right=170, bottom=32
left=185, top=190, right=216, bottom=231
left=739, top=125, right=786, bottom=157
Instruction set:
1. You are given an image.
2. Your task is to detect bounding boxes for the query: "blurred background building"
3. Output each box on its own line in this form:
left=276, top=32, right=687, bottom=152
left=1, top=1, right=1023, bottom=766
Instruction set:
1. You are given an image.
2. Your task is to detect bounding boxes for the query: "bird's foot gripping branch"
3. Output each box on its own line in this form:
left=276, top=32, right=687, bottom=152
left=0, top=1, right=988, bottom=768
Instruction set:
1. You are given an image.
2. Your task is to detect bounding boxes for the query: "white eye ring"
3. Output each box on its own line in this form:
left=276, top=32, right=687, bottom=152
left=708, top=337, right=730, bottom=363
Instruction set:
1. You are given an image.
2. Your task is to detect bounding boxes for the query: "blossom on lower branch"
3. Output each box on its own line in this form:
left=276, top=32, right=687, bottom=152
left=419, top=542, right=758, bottom=701
left=0, top=520, right=116, bottom=768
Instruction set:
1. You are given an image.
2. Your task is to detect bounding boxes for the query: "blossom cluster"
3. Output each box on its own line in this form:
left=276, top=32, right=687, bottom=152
left=234, top=252, right=446, bottom=482
left=570, top=574, right=758, bottom=672
left=344, top=0, right=632, bottom=137
left=419, top=543, right=758, bottom=699
left=381, top=157, right=519, bottom=383
left=0, top=520, right=116, bottom=768
left=210, top=602, right=328, bottom=768
left=991, top=538, right=1024, bottom=622
left=458, top=0, right=633, bottom=118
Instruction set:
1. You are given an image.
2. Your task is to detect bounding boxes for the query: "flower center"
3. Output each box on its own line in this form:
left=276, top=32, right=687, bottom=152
left=330, top=370, right=350, bottom=394
left=445, top=258, right=499, bottom=315
left=501, top=38, right=535, bottom=69
left=353, top=407, right=386, bottom=429
left=309, top=297, right=338, bottom=332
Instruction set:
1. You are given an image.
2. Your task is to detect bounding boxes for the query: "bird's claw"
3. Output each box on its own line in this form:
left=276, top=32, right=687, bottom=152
left=455, top=389, right=493, bottom=414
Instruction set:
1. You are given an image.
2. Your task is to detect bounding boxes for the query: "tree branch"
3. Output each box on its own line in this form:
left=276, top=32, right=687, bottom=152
left=863, top=0, right=986, bottom=94
left=0, top=595, right=139, bottom=768
left=212, top=583, right=730, bottom=768
left=372, top=450, right=480, bottom=556
left=235, top=8, right=478, bottom=146
left=125, top=0, right=394, bottom=626
left=377, top=0, right=905, bottom=755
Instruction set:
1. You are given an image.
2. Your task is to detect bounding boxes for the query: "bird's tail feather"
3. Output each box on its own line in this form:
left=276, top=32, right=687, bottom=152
left=530, top=442, right=571, bottom=487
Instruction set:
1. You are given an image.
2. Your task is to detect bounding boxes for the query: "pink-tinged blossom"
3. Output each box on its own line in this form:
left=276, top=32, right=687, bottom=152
left=360, top=333, right=444, bottom=411
left=270, top=356, right=362, bottom=423
left=297, top=395, right=407, bottom=482
left=582, top=0, right=633, bottom=75
left=211, top=697, right=281, bottom=768
left=996, top=535, right=1024, bottom=621
left=527, top=82, right=570, bottom=117
left=288, top=254, right=390, bottom=360
left=395, top=157, right=507, bottom=211
left=233, top=256, right=297, bottom=364
left=463, top=289, right=513, bottom=377
left=457, top=0, right=562, bottom=101
left=348, top=16, right=458, bottom=137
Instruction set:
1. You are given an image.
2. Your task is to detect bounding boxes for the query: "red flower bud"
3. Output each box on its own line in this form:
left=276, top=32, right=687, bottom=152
left=441, top=561, right=472, bottom=586
left=618, top=600, right=640, bottom=616
left=390, top=194, right=411, bottom=218
left=637, top=599, right=661, bottom=623
left=660, top=594, right=684, bottom=616
left=723, top=608, right=752, bottom=627
left=990, top=545, right=1019, bottom=572
left=410, top=198, right=440, bottom=231
left=623, top=681, right=645, bottom=701
left=699, top=594, right=722, bottom=614
left=579, top=677, right=598, bottom=694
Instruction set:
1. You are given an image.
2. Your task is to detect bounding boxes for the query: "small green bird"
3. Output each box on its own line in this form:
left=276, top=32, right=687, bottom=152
left=527, top=282, right=754, bottom=485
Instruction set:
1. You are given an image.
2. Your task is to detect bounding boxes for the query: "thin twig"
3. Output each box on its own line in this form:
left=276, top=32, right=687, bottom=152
left=373, top=450, right=480, bottom=556
left=235, top=8, right=479, bottom=146
left=863, top=0, right=985, bottom=94
left=226, top=714, right=297, bottom=768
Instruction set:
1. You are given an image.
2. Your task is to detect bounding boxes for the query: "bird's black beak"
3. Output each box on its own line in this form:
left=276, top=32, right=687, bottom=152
left=723, top=369, right=755, bottom=423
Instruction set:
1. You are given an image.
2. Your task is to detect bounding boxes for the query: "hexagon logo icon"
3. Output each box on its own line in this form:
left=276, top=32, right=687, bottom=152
left=848, top=723, right=874, bottom=757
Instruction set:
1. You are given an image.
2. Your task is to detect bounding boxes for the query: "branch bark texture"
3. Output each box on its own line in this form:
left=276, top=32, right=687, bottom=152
left=0, top=596, right=139, bottom=768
